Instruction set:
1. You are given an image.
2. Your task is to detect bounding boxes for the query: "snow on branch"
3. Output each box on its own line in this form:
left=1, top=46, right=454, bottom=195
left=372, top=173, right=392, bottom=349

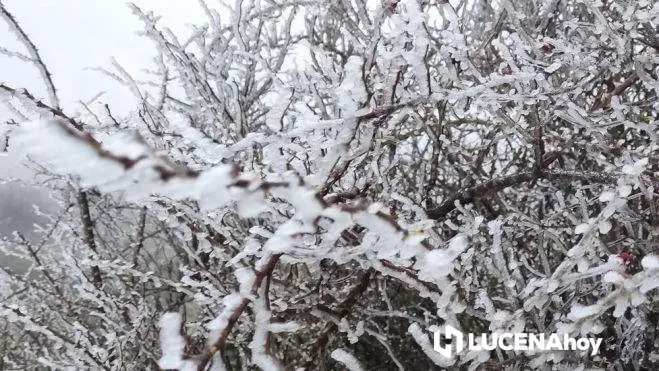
left=12, top=118, right=458, bottom=368
left=3, top=0, right=658, bottom=369
left=0, top=84, right=82, bottom=130
left=12, top=119, right=437, bottom=266
left=330, top=348, right=364, bottom=371
left=157, top=312, right=196, bottom=370
left=0, top=3, right=60, bottom=109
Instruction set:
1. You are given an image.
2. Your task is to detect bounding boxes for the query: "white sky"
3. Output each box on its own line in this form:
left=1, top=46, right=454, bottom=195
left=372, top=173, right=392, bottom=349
left=0, top=1, right=209, bottom=237
left=0, top=0, right=463, bottom=236
left=0, top=0, right=208, bottom=115
left=0, top=0, right=210, bottom=176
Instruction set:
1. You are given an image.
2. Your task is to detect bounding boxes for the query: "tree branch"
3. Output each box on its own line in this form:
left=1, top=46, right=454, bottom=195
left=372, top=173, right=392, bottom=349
left=196, top=255, right=281, bottom=371
left=0, top=83, right=82, bottom=130
left=426, top=170, right=618, bottom=220
left=0, top=2, right=60, bottom=109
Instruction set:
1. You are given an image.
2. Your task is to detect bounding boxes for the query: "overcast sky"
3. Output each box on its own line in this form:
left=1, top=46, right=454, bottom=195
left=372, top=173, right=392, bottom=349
left=1, top=0, right=207, bottom=114
left=0, top=1, right=208, bottom=239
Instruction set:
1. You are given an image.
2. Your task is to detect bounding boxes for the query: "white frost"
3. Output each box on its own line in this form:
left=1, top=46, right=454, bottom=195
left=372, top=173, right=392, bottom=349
left=641, top=255, right=659, bottom=271
left=157, top=312, right=193, bottom=370
left=330, top=349, right=364, bottom=371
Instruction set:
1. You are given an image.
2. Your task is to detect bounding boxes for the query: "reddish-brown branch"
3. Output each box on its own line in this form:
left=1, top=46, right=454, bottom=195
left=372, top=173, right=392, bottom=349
left=590, top=72, right=639, bottom=111
left=306, top=269, right=373, bottom=367
left=196, top=254, right=281, bottom=371
left=0, top=83, right=82, bottom=130
left=426, top=170, right=619, bottom=220
left=77, top=191, right=103, bottom=288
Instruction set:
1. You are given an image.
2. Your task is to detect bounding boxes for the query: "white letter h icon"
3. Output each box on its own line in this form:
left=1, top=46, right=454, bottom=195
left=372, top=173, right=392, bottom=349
left=434, top=325, right=464, bottom=358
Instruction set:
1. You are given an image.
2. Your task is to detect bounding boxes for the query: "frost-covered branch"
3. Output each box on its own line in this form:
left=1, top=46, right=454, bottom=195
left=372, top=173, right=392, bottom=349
left=2, top=0, right=658, bottom=369
left=0, top=2, right=60, bottom=109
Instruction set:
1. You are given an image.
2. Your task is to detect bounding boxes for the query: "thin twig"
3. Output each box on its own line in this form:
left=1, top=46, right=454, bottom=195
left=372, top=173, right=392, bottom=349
left=0, top=2, right=60, bottom=109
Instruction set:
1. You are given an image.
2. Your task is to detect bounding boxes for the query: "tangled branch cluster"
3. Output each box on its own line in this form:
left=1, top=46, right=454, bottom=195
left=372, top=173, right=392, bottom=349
left=1, top=0, right=657, bottom=369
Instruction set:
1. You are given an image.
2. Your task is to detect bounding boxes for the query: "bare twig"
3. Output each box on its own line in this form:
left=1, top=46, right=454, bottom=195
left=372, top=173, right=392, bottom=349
left=0, top=2, right=60, bottom=109
left=0, top=84, right=83, bottom=130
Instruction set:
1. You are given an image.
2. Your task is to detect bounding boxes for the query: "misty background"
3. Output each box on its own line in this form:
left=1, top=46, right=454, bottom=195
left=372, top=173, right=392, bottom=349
left=0, top=0, right=204, bottom=268
left=0, top=0, right=205, bottom=237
